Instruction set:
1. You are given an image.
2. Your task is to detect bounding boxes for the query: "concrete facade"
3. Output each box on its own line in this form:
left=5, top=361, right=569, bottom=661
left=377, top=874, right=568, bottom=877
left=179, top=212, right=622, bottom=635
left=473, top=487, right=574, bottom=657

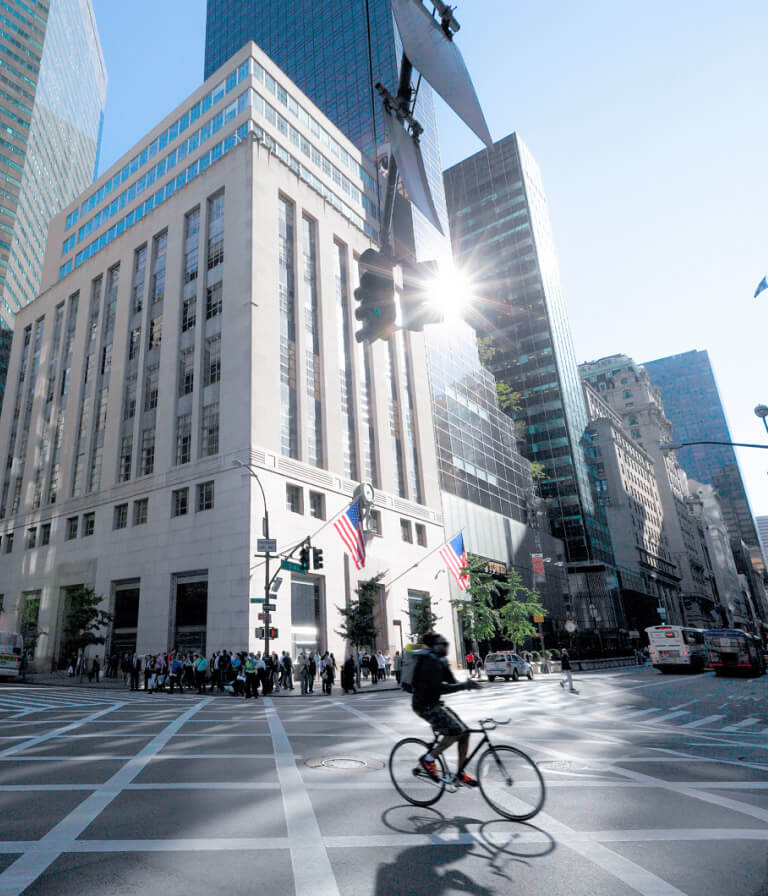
left=0, top=45, right=451, bottom=669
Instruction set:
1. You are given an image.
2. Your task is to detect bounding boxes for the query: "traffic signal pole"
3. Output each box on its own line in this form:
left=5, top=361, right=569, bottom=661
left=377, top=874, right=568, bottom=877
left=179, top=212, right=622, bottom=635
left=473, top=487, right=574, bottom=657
left=378, top=53, right=413, bottom=248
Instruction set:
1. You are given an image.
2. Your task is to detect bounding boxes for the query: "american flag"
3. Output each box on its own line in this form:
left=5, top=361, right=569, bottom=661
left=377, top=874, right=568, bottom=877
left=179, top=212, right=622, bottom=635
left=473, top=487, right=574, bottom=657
left=439, top=533, right=470, bottom=591
left=334, top=500, right=366, bottom=569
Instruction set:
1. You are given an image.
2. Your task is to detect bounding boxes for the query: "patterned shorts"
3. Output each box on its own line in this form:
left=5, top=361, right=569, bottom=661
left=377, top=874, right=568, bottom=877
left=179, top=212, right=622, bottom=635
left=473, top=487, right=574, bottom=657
left=417, top=703, right=468, bottom=738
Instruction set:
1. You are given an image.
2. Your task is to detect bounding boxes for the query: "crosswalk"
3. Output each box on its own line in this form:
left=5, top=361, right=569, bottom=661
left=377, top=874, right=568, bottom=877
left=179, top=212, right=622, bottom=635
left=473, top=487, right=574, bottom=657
left=0, top=684, right=201, bottom=718
left=443, top=681, right=768, bottom=738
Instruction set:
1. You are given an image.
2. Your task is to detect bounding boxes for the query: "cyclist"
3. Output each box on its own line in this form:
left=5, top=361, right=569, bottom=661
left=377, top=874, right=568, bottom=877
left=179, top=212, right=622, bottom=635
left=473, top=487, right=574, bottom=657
left=412, top=631, right=481, bottom=786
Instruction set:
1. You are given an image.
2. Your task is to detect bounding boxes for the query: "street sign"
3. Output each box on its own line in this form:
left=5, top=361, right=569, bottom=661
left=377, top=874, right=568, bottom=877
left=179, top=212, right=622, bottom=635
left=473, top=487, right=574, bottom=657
left=258, top=612, right=270, bottom=622
left=250, top=598, right=264, bottom=604
left=264, top=603, right=276, bottom=611
left=393, top=619, right=401, bottom=627
left=271, top=576, right=283, bottom=592
left=255, top=626, right=265, bottom=638
left=257, top=539, right=277, bottom=553
left=281, top=560, right=304, bottom=573
left=533, top=615, right=545, bottom=624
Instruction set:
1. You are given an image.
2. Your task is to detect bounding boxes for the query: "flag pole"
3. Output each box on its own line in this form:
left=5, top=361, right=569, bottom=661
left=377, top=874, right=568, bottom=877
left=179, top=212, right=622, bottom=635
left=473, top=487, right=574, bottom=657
left=385, top=529, right=465, bottom=589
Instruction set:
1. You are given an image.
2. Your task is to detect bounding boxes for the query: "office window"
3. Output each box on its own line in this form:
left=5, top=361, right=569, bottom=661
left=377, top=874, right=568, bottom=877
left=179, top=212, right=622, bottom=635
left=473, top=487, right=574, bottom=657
left=26, top=527, right=36, bottom=549
left=368, top=509, right=382, bottom=535
left=197, top=480, right=214, bottom=512
left=4, top=532, right=12, bottom=553
left=119, top=436, right=132, bottom=482
left=144, top=365, right=159, bottom=410
left=66, top=516, right=78, bottom=540
left=113, top=503, right=128, bottom=530
left=128, top=327, right=141, bottom=360
left=100, top=343, right=112, bottom=375
left=150, top=232, right=167, bottom=302
left=200, top=403, right=219, bottom=457
left=206, top=282, right=222, bottom=319
left=415, top=523, right=427, bottom=548
left=175, top=414, right=192, bottom=465
left=286, top=484, right=303, bottom=514
left=141, top=428, right=155, bottom=476
left=309, top=490, right=325, bottom=520
left=400, top=519, right=413, bottom=543
left=179, top=347, right=194, bottom=395
left=182, top=296, right=196, bottom=331
left=172, top=487, right=188, bottom=517
left=82, top=512, right=95, bottom=536
left=132, top=244, right=147, bottom=312
left=40, top=523, right=50, bottom=546
left=148, top=315, right=162, bottom=349
left=124, top=376, right=137, bottom=420
left=133, top=498, right=148, bottom=525
left=204, top=334, right=221, bottom=385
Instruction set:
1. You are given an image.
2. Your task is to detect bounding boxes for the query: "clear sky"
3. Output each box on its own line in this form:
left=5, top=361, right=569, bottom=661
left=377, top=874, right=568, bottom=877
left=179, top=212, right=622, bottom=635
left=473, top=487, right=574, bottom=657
left=91, top=0, right=768, bottom=519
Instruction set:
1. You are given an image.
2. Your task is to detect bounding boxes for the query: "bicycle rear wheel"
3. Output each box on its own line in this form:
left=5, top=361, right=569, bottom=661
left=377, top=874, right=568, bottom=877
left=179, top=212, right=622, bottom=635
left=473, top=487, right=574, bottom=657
left=477, top=745, right=545, bottom=821
left=389, top=737, right=447, bottom=807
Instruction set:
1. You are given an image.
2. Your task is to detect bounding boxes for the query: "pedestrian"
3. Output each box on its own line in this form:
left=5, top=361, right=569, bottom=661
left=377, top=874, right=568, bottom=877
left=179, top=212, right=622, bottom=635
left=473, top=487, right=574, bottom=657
left=394, top=650, right=403, bottom=684
left=377, top=651, right=386, bottom=682
left=560, top=649, right=576, bottom=693
left=306, top=652, right=316, bottom=693
left=465, top=651, right=475, bottom=678
left=341, top=655, right=356, bottom=694
left=193, top=653, right=208, bottom=694
left=368, top=652, right=378, bottom=684
left=296, top=651, right=308, bottom=694
left=385, top=654, right=392, bottom=679
left=130, top=653, right=141, bottom=691
left=169, top=654, right=184, bottom=693
left=245, top=653, right=259, bottom=700
left=322, top=657, right=335, bottom=695
left=283, top=652, right=294, bottom=690
left=91, top=656, right=101, bottom=683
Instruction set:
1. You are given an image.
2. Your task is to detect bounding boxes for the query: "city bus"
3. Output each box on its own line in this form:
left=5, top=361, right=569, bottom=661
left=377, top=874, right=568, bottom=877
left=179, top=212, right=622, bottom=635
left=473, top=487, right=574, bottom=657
left=645, top=625, right=708, bottom=673
left=705, top=629, right=766, bottom=677
left=0, top=632, right=24, bottom=679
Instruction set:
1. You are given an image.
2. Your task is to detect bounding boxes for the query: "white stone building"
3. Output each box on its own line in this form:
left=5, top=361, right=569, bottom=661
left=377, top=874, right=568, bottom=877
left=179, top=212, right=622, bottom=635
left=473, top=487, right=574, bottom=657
left=0, top=44, right=451, bottom=668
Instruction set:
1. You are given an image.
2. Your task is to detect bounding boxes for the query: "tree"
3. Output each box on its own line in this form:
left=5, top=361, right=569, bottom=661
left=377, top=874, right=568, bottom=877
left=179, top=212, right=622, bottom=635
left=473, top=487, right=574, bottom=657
left=335, top=574, right=382, bottom=651
left=530, top=461, right=547, bottom=482
left=60, top=585, right=113, bottom=664
left=452, top=555, right=499, bottom=652
left=497, top=570, right=547, bottom=652
left=407, top=594, right=438, bottom=644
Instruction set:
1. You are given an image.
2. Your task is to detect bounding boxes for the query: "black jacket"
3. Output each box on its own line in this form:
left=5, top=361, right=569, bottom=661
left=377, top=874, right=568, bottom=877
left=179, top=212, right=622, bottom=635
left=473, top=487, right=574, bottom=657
left=412, top=651, right=467, bottom=712
left=561, top=655, right=571, bottom=671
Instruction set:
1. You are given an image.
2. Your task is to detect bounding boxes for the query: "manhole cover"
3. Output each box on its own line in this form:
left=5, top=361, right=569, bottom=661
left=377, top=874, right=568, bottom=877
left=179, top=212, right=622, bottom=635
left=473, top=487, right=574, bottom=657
left=304, top=756, right=384, bottom=770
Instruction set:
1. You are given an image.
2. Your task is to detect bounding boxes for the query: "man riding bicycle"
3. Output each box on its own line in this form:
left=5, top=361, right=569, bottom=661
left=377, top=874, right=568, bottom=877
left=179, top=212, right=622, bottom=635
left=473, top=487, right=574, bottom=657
left=412, top=632, right=481, bottom=786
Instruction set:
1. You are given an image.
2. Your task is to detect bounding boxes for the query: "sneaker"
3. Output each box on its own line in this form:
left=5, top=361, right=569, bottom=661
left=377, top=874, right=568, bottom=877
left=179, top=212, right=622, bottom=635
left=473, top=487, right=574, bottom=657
left=419, top=757, right=440, bottom=782
left=458, top=772, right=479, bottom=788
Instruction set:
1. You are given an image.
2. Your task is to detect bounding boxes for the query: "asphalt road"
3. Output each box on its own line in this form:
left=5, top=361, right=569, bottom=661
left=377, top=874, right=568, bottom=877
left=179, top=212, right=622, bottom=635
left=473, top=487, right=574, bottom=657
left=0, top=665, right=767, bottom=895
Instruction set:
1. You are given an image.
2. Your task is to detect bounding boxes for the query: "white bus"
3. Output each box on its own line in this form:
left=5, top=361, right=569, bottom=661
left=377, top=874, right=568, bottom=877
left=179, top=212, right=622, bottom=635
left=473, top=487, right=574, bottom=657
left=0, top=632, right=24, bottom=679
left=645, top=625, right=708, bottom=673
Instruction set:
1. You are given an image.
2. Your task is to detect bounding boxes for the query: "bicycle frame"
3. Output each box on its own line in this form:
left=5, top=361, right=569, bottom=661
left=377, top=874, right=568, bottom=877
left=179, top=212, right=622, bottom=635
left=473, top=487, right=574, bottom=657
left=427, top=719, right=508, bottom=780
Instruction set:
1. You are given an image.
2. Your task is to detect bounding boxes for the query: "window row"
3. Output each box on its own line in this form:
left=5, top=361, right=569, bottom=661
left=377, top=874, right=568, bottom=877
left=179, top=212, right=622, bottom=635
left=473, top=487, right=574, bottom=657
left=0, top=481, right=215, bottom=555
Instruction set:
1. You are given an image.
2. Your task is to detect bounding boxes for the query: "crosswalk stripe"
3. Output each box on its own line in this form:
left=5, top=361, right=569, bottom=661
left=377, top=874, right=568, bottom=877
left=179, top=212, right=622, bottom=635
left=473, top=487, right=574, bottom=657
left=722, top=717, right=761, bottom=732
left=682, top=715, right=725, bottom=729
left=649, top=711, right=690, bottom=724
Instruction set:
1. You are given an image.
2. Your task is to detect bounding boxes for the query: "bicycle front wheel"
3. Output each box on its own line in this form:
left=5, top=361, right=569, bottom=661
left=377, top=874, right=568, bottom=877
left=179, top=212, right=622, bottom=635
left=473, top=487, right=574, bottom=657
left=477, top=745, right=545, bottom=821
left=389, top=737, right=446, bottom=807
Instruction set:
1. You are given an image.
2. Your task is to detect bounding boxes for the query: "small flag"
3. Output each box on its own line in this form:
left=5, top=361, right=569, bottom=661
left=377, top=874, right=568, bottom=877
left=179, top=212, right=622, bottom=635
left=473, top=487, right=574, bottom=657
left=439, top=533, right=470, bottom=591
left=755, top=276, right=768, bottom=299
left=334, top=500, right=366, bottom=569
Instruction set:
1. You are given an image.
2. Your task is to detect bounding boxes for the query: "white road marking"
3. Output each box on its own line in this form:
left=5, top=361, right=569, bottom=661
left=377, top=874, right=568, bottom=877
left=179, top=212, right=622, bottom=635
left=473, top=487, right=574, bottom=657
left=681, top=715, right=724, bottom=728
left=0, top=703, right=125, bottom=758
left=648, top=711, right=690, bottom=724
left=0, top=697, right=211, bottom=896
left=263, top=698, right=340, bottom=896
left=721, top=717, right=761, bottom=732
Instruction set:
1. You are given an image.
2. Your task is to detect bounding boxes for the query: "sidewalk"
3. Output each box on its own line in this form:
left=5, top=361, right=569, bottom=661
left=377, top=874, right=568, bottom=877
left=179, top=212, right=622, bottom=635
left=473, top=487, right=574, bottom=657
left=23, top=671, right=401, bottom=696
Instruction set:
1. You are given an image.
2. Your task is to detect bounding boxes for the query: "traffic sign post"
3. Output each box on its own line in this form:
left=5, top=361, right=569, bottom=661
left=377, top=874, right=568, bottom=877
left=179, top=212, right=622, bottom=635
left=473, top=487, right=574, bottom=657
left=281, top=560, right=304, bottom=574
left=264, top=603, right=276, bottom=611
left=257, top=538, right=277, bottom=554
left=250, top=598, right=264, bottom=604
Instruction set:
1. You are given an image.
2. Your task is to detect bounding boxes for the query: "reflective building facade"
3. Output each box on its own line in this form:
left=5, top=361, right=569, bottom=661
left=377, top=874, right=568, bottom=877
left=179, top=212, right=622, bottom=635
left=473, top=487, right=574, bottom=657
left=0, top=0, right=107, bottom=405
left=644, top=350, right=764, bottom=575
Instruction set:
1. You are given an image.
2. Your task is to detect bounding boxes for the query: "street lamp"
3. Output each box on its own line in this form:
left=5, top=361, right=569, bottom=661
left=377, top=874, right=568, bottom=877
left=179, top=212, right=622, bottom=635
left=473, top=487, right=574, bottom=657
left=755, top=405, right=768, bottom=437
left=232, top=458, right=273, bottom=667
left=660, top=440, right=768, bottom=452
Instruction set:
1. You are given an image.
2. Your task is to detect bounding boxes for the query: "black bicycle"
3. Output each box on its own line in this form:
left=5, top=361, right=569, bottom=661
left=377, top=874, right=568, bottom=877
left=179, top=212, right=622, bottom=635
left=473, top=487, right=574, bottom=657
left=388, top=717, right=545, bottom=821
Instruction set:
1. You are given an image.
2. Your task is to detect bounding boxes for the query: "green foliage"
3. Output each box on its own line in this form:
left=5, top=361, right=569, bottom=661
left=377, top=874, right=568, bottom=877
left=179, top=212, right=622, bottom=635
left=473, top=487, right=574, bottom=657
left=477, top=336, right=496, bottom=363
left=454, top=557, right=547, bottom=653
left=60, top=586, right=113, bottom=658
left=495, top=381, right=522, bottom=413
left=407, top=594, right=439, bottom=644
left=335, top=574, right=383, bottom=649
left=497, top=569, right=547, bottom=651
left=529, top=461, right=547, bottom=481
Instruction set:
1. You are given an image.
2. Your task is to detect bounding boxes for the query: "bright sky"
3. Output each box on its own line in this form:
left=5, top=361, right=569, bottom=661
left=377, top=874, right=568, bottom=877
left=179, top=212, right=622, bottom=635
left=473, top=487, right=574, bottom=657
left=91, top=0, right=768, bottom=519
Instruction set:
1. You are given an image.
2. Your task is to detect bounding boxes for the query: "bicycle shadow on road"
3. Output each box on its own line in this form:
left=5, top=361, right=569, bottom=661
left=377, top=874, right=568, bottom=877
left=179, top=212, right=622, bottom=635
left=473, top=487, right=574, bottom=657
left=375, top=806, right=556, bottom=895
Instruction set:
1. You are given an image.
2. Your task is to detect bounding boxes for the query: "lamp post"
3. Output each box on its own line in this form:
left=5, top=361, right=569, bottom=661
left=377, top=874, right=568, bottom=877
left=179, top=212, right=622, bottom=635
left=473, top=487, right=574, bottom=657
left=755, top=405, right=768, bottom=438
left=233, top=458, right=273, bottom=665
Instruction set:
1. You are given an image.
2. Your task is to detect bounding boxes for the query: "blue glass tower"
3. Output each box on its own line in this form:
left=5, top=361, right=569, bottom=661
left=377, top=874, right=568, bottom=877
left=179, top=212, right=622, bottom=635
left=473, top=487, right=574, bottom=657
left=0, top=0, right=107, bottom=407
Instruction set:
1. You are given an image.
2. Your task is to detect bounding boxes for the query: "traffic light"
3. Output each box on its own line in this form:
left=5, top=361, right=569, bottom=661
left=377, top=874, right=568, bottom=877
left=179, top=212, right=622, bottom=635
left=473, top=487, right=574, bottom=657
left=354, top=248, right=396, bottom=343
left=268, top=627, right=279, bottom=639
left=299, top=543, right=310, bottom=571
left=399, top=259, right=443, bottom=332
left=312, top=547, right=324, bottom=570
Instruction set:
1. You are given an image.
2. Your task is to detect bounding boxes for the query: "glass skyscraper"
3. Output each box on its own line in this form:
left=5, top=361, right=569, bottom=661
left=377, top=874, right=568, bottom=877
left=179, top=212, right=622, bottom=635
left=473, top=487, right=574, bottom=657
left=644, top=350, right=764, bottom=575
left=0, top=0, right=107, bottom=407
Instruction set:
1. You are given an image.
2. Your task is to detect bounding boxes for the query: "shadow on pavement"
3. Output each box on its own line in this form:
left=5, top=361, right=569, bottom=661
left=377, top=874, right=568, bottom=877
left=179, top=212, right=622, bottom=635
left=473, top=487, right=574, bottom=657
left=377, top=806, right=556, bottom=895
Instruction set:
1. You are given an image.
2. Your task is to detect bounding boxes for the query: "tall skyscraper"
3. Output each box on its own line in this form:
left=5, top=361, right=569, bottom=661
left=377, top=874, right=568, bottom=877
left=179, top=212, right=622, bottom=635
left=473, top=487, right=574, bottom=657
left=204, top=0, right=448, bottom=261
left=444, top=132, right=619, bottom=634
left=757, top=516, right=768, bottom=566
left=0, top=0, right=107, bottom=405
left=644, top=350, right=764, bottom=575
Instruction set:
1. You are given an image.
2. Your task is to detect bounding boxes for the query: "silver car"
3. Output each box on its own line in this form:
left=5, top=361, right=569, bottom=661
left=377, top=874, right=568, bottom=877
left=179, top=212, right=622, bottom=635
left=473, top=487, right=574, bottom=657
left=484, top=651, right=533, bottom=682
